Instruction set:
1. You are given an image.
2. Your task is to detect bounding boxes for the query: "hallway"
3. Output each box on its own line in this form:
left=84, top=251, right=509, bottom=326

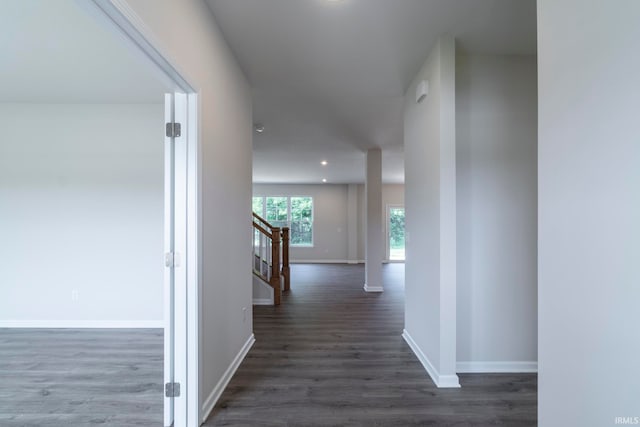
left=206, top=264, right=537, bottom=426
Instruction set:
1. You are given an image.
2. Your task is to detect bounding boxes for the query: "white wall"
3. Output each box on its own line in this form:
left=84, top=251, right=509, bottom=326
left=456, top=54, right=538, bottom=371
left=403, top=36, right=459, bottom=387
left=253, top=183, right=404, bottom=263
left=0, top=103, right=163, bottom=327
left=124, top=0, right=253, bottom=422
left=538, top=1, right=640, bottom=425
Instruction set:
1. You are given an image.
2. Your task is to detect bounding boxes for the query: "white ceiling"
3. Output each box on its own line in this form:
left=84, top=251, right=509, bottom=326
left=0, top=0, right=170, bottom=104
left=207, top=0, right=537, bottom=184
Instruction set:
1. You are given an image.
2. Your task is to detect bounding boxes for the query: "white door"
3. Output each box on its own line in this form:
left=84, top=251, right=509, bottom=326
left=164, top=93, right=188, bottom=427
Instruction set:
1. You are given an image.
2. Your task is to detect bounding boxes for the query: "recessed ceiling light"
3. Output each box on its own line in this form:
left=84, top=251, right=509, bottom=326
left=322, top=178, right=327, bottom=183
left=254, top=124, right=265, bottom=133
left=321, top=160, right=328, bottom=166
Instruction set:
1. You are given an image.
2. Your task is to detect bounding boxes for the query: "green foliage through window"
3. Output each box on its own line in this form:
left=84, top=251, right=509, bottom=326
left=253, top=196, right=313, bottom=246
left=290, top=197, right=313, bottom=245
left=265, top=197, right=288, bottom=227
left=389, top=207, right=405, bottom=260
left=252, top=197, right=263, bottom=215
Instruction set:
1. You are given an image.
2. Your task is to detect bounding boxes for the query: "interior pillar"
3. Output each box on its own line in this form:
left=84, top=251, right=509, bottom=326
left=347, top=183, right=359, bottom=264
left=364, top=148, right=383, bottom=292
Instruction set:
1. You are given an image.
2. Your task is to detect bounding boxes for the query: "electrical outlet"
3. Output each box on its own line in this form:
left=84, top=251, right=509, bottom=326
left=71, top=289, right=79, bottom=301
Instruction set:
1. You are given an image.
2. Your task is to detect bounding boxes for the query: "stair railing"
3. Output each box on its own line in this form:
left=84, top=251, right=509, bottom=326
left=252, top=213, right=290, bottom=305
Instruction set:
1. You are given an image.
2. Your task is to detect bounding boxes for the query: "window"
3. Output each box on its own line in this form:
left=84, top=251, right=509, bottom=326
left=252, top=197, right=263, bottom=215
left=252, top=195, right=313, bottom=246
left=388, top=206, right=405, bottom=261
left=265, top=196, right=288, bottom=227
left=290, top=197, right=313, bottom=246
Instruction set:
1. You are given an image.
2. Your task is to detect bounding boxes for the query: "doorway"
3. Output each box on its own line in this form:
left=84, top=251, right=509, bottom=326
left=387, top=205, right=406, bottom=261
left=90, top=3, right=200, bottom=426
left=0, top=1, right=198, bottom=426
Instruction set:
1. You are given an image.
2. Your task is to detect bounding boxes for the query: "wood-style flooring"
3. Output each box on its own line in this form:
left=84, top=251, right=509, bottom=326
left=205, top=263, right=537, bottom=426
left=0, top=328, right=163, bottom=426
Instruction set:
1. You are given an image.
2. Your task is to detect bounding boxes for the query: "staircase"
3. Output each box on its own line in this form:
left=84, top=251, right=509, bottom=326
left=252, top=213, right=290, bottom=305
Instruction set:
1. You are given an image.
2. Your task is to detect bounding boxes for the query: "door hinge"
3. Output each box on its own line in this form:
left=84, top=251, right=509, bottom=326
left=165, top=252, right=181, bottom=268
left=164, top=252, right=174, bottom=268
left=165, top=382, right=180, bottom=398
left=166, top=122, right=181, bottom=138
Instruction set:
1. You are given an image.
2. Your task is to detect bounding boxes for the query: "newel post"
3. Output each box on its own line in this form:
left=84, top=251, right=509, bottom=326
left=271, top=227, right=281, bottom=305
left=282, top=227, right=290, bottom=292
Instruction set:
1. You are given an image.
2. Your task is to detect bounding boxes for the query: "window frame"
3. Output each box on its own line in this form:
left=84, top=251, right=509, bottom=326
left=288, top=195, right=314, bottom=247
left=252, top=195, right=314, bottom=247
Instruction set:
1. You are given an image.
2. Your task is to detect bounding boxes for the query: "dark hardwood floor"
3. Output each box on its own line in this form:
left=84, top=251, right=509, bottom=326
left=205, top=263, right=537, bottom=427
left=0, top=328, right=163, bottom=426
left=0, top=265, right=536, bottom=426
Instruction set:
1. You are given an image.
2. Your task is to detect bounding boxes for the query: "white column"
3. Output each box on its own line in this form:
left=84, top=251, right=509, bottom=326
left=403, top=35, right=459, bottom=388
left=364, top=148, right=383, bottom=292
left=347, top=184, right=359, bottom=264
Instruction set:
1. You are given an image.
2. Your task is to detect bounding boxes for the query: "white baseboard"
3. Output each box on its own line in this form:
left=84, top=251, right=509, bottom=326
left=402, top=329, right=460, bottom=388
left=252, top=298, right=273, bottom=306
left=0, top=320, right=164, bottom=328
left=457, top=361, right=538, bottom=373
left=363, top=283, right=384, bottom=292
left=291, top=259, right=366, bottom=264
left=291, top=259, right=353, bottom=264
left=201, top=334, right=255, bottom=424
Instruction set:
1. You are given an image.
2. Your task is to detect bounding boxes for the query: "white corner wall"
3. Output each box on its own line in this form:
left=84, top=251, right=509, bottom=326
left=538, top=1, right=640, bottom=425
left=123, top=0, right=253, bottom=422
left=0, top=103, right=164, bottom=327
left=403, top=36, right=459, bottom=388
left=456, top=54, right=538, bottom=372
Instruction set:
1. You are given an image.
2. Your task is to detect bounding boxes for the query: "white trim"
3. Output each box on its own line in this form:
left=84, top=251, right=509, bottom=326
left=171, top=92, right=189, bottom=426
left=163, top=93, right=176, bottom=426
left=201, top=334, right=255, bottom=424
left=252, top=299, right=274, bottom=306
left=185, top=92, right=200, bottom=427
left=347, top=260, right=365, bottom=265
left=402, top=329, right=461, bottom=388
left=456, top=361, right=538, bottom=373
left=91, top=0, right=196, bottom=93
left=0, top=320, right=163, bottom=329
left=364, top=284, right=384, bottom=292
left=291, top=259, right=364, bottom=264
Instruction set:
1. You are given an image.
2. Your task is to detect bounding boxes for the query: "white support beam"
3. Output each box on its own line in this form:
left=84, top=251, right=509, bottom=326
left=364, top=149, right=383, bottom=292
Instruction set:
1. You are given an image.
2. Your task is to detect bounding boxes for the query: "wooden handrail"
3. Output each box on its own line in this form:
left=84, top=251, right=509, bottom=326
left=281, top=227, right=290, bottom=292
left=271, top=227, right=281, bottom=305
left=253, top=212, right=275, bottom=230
left=252, top=213, right=290, bottom=306
left=252, top=222, right=272, bottom=239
